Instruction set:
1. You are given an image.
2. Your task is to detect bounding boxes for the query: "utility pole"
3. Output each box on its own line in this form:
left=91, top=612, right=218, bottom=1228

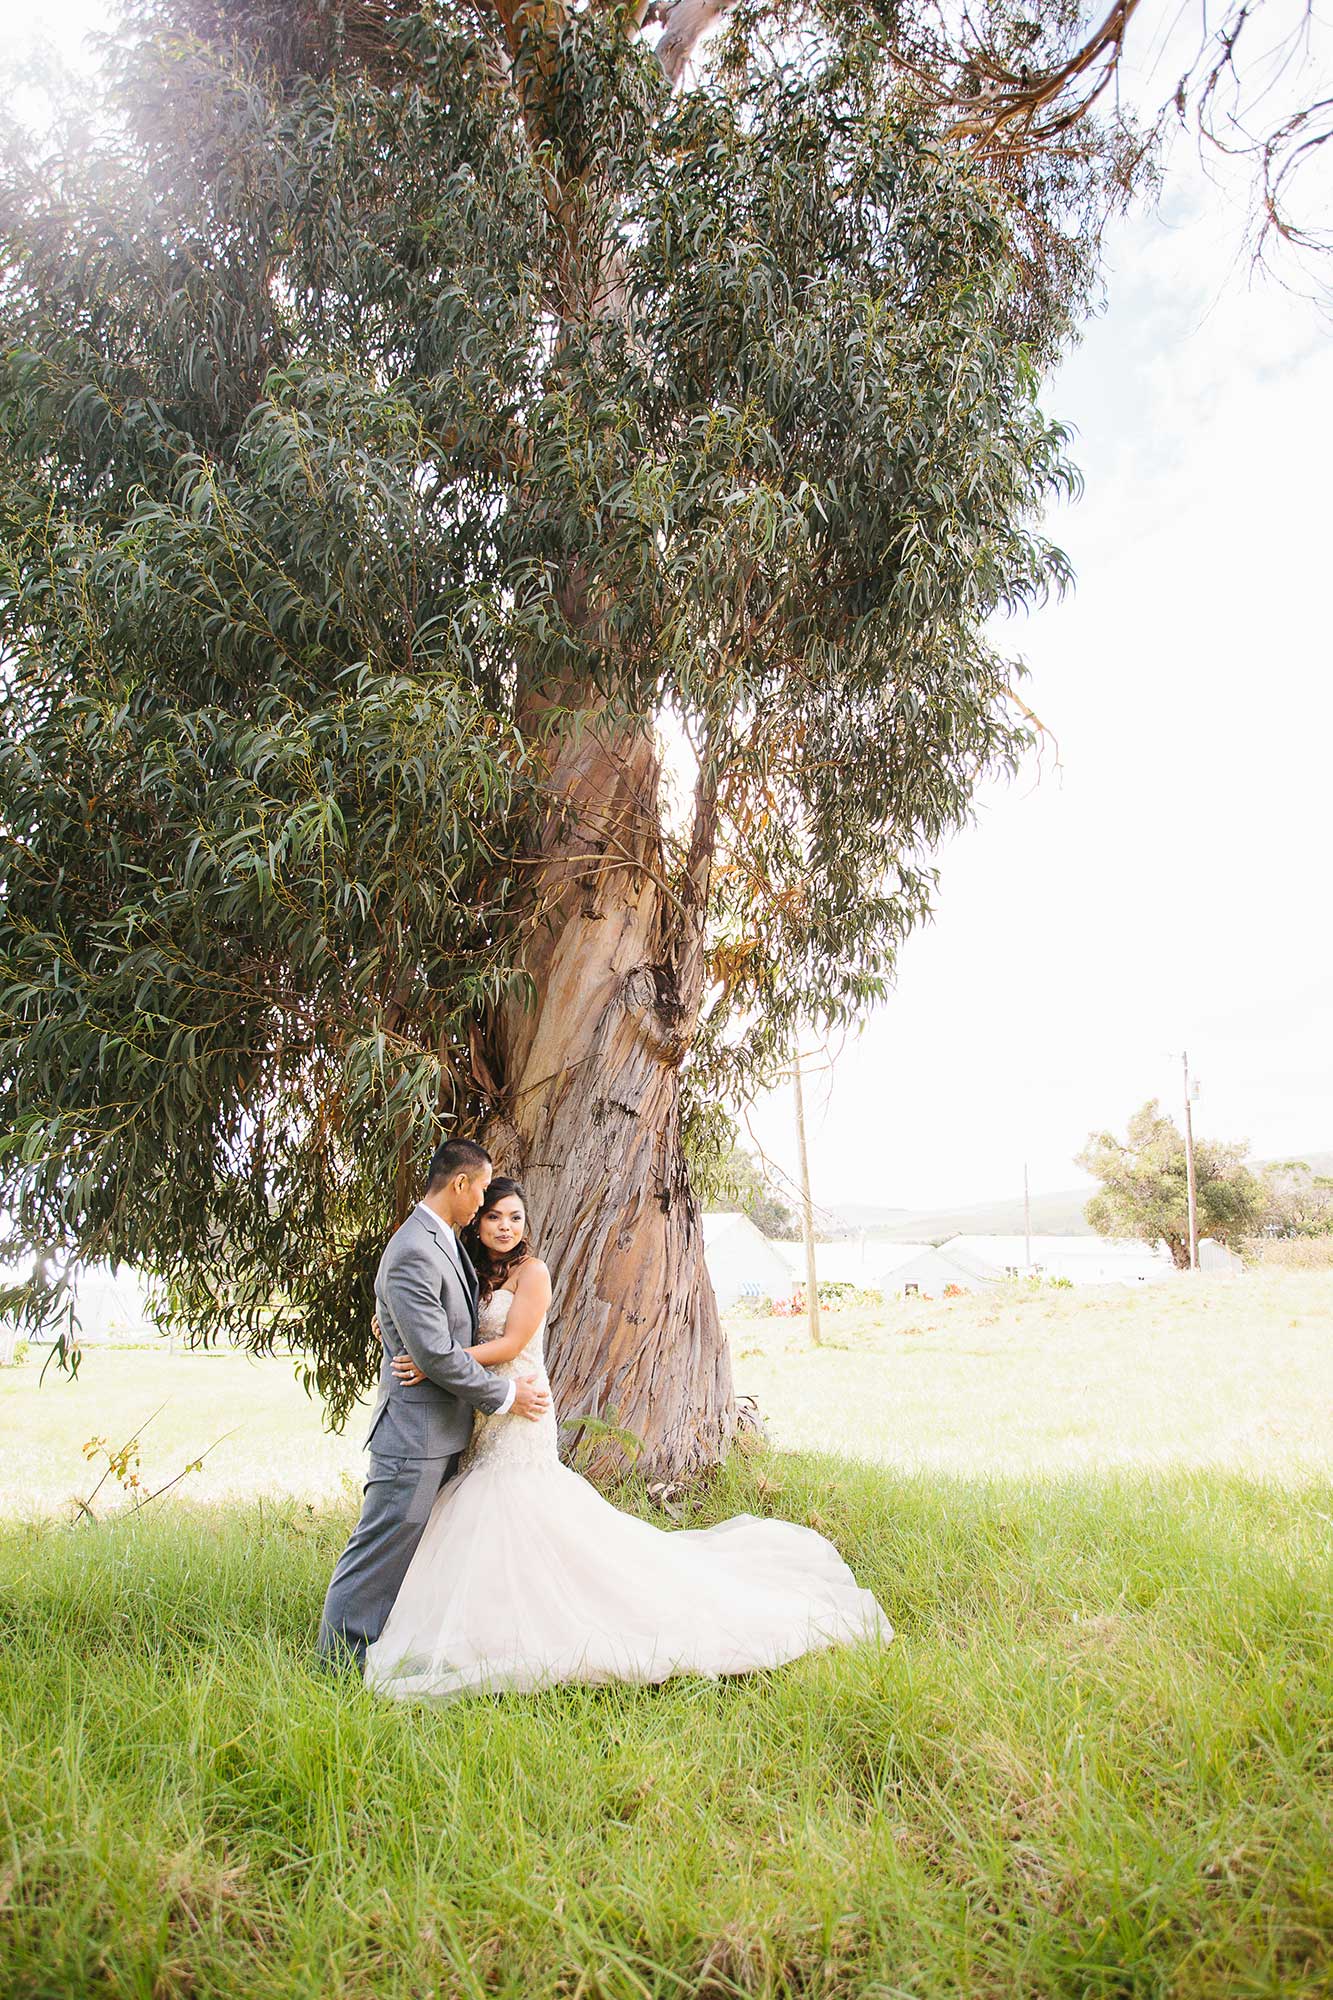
left=1182, top=1050, right=1200, bottom=1271
left=792, top=1056, right=822, bottom=1347
left=1023, top=1161, right=1031, bottom=1272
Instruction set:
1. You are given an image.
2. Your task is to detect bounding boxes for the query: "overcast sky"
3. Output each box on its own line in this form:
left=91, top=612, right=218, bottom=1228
left=11, top=4, right=1332, bottom=1215
left=748, top=21, right=1333, bottom=1211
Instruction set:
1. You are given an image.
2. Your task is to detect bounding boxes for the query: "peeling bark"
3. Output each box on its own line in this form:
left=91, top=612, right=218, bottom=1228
left=483, top=715, right=734, bottom=1482
left=461, top=0, right=743, bottom=1481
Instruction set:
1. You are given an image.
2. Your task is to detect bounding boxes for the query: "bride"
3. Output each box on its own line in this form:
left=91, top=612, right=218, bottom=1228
left=364, top=1176, right=892, bottom=1700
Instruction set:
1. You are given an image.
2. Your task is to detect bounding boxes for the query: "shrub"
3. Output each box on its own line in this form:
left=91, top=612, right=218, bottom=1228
left=815, top=1282, right=883, bottom=1311
left=727, top=1294, right=779, bottom=1319
left=728, top=1283, right=884, bottom=1317
left=1243, top=1235, right=1333, bottom=1271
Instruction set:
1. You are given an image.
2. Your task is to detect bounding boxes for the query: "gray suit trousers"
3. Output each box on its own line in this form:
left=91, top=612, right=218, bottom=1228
left=316, top=1450, right=459, bottom=1670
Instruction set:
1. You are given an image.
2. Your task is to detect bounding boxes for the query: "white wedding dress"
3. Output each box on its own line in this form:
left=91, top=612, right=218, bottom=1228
left=364, top=1288, right=892, bottom=1700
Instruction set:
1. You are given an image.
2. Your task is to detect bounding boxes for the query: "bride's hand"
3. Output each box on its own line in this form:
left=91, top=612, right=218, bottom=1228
left=391, top=1352, right=426, bottom=1386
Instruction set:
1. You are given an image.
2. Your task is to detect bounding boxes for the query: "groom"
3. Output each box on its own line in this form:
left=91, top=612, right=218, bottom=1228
left=316, top=1136, right=551, bottom=1671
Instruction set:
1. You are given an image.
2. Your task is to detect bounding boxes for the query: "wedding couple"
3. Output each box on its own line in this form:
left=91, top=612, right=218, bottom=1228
left=317, top=1137, right=892, bottom=1698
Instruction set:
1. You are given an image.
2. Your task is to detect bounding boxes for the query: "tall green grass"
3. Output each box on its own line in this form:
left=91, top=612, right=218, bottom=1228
left=1, top=1453, right=1330, bottom=1998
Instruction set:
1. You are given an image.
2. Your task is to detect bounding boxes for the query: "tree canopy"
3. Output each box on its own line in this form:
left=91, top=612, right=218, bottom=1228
left=1078, top=1101, right=1266, bottom=1268
left=2, top=0, right=1132, bottom=1439
left=1257, top=1160, right=1333, bottom=1240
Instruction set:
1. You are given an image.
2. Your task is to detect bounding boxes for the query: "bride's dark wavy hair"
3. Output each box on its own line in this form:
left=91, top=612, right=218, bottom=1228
left=460, top=1176, right=535, bottom=1303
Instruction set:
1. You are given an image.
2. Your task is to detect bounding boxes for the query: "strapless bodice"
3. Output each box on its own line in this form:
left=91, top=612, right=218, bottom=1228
left=459, top=1287, right=557, bottom=1473
left=476, top=1287, right=547, bottom=1380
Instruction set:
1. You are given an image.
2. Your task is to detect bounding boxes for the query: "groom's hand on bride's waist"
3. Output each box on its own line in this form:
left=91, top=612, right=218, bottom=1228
left=387, top=1348, right=550, bottom=1421
left=510, top=1377, right=551, bottom=1420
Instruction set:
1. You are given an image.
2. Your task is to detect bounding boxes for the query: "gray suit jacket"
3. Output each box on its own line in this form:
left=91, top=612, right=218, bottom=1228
left=366, top=1207, right=512, bottom=1458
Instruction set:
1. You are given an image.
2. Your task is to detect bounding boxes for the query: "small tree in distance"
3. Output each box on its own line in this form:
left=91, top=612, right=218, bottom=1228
left=1257, top=1162, right=1333, bottom=1240
left=710, top=1145, right=798, bottom=1243
left=1078, top=1101, right=1265, bottom=1269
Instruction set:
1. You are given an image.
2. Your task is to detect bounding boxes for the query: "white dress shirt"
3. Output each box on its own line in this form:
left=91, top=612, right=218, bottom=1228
left=416, top=1203, right=516, bottom=1417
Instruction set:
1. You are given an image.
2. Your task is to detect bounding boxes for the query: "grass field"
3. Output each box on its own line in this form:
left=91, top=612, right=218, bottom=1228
left=0, top=1344, right=371, bottom=1518
left=3, top=1269, right=1332, bottom=1517
left=731, top=1268, right=1333, bottom=1480
left=1, top=1460, right=1330, bottom=1998
left=1, top=1272, right=1331, bottom=1996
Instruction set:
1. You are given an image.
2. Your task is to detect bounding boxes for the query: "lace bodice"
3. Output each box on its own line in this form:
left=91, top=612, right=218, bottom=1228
left=458, top=1288, right=558, bottom=1472
left=477, top=1286, right=546, bottom=1376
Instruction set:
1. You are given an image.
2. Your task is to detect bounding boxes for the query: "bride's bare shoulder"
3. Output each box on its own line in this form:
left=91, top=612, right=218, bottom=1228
left=511, top=1256, right=552, bottom=1298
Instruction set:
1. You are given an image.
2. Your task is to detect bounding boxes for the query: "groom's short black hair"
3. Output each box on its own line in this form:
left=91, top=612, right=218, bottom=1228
left=425, top=1137, right=491, bottom=1191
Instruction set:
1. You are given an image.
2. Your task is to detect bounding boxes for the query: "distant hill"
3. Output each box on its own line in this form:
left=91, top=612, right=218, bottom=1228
left=824, top=1202, right=911, bottom=1233
left=866, top=1187, right=1095, bottom=1245
left=845, top=1150, right=1333, bottom=1247
left=1263, top=1150, right=1333, bottom=1178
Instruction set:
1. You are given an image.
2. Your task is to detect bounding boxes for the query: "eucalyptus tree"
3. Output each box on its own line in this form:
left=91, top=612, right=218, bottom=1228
left=2, top=0, right=1123, bottom=1474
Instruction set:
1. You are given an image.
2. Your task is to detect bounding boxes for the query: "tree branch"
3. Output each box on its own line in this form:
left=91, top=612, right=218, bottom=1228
left=940, top=0, right=1144, bottom=150
left=650, top=0, right=742, bottom=86
left=473, top=0, right=568, bottom=64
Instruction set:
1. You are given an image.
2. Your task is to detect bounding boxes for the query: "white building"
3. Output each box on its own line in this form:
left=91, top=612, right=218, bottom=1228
left=773, top=1231, right=1179, bottom=1294
left=0, top=1260, right=157, bottom=1361
left=1198, top=1239, right=1243, bottom=1274
left=773, top=1236, right=892, bottom=1288
left=702, top=1217, right=1235, bottom=1313
left=701, top=1212, right=798, bottom=1309
left=877, top=1243, right=982, bottom=1298
left=773, top=1236, right=981, bottom=1300
left=71, top=1265, right=159, bottom=1338
left=941, top=1235, right=1177, bottom=1287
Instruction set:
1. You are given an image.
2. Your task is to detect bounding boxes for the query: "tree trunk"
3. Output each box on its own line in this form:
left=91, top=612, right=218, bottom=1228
left=481, top=710, right=735, bottom=1482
